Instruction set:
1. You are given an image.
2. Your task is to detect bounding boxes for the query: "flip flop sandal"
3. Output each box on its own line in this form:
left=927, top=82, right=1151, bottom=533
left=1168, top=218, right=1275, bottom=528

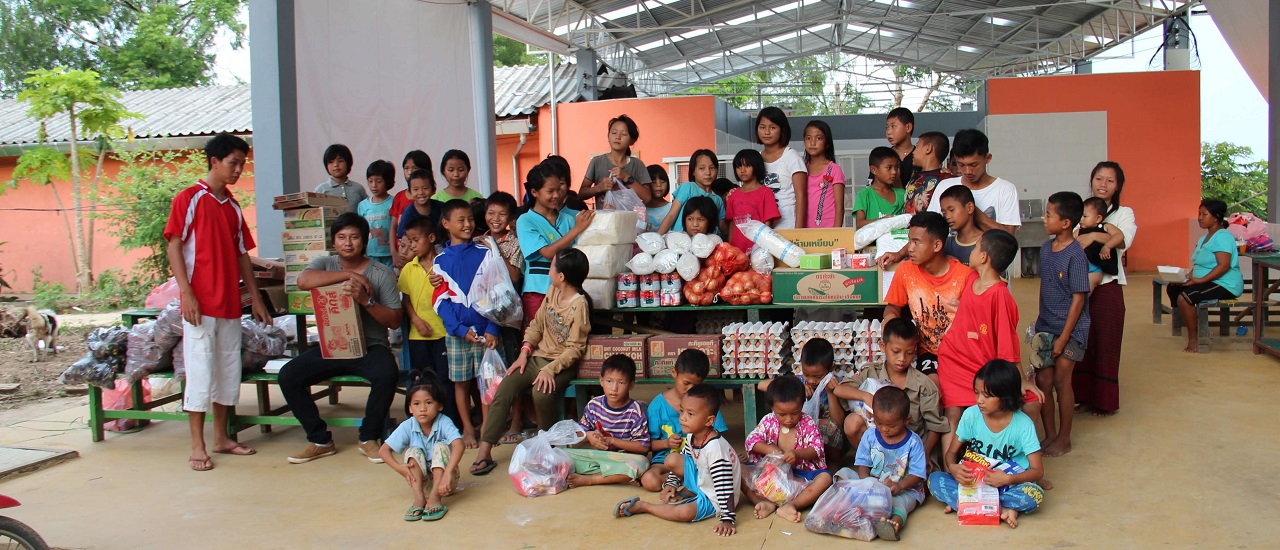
left=614, top=496, right=640, bottom=518
left=469, top=458, right=497, bottom=476
left=214, top=443, right=257, bottom=456
left=188, top=456, right=213, bottom=471
left=422, top=505, right=448, bottom=521
left=404, top=507, right=425, bottom=521
left=874, top=517, right=902, bottom=541
left=499, top=431, right=526, bottom=445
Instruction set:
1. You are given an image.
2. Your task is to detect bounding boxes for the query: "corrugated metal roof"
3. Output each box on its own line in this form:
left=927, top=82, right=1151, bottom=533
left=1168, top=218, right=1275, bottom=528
left=494, top=61, right=583, bottom=117
left=0, top=84, right=252, bottom=146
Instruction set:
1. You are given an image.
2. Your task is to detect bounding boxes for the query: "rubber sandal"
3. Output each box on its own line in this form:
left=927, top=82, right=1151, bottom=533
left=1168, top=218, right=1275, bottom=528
left=422, top=505, right=448, bottom=521
left=874, top=517, right=902, bottom=541
left=404, top=507, right=424, bottom=521
left=213, top=443, right=257, bottom=456
left=614, top=496, right=640, bottom=518
left=499, top=431, right=525, bottom=445
left=188, top=456, right=213, bottom=471
left=469, top=458, right=497, bottom=476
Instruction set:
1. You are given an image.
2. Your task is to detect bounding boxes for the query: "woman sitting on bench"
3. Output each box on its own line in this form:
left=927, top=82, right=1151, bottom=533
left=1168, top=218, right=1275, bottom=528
left=1166, top=199, right=1243, bottom=353
left=279, top=213, right=404, bottom=464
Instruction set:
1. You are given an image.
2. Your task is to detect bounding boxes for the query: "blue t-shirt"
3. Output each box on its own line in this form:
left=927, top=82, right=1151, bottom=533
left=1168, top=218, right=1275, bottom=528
left=955, top=405, right=1040, bottom=471
left=357, top=196, right=395, bottom=258
left=646, top=202, right=672, bottom=233
left=854, top=428, right=927, bottom=503
left=1034, top=239, right=1091, bottom=343
left=1193, top=230, right=1243, bottom=296
left=384, top=414, right=462, bottom=454
left=396, top=199, right=444, bottom=239
left=670, top=182, right=724, bottom=232
left=516, top=207, right=579, bottom=294
left=647, top=392, right=729, bottom=465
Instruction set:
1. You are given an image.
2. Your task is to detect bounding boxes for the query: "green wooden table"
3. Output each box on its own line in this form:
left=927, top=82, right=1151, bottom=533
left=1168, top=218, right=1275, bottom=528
left=569, top=377, right=767, bottom=434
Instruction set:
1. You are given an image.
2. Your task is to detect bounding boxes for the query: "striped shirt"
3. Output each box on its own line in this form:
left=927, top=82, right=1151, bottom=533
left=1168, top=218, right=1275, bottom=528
left=162, top=181, right=254, bottom=319
left=1034, top=239, right=1091, bottom=343
left=665, top=434, right=742, bottom=523
left=578, top=396, right=649, bottom=447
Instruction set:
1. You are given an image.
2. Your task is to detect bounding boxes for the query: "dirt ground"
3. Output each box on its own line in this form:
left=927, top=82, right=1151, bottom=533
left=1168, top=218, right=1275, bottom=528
left=0, top=311, right=122, bottom=412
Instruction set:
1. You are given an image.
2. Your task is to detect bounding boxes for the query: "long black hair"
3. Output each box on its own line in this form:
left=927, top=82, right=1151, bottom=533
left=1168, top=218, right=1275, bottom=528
left=802, top=120, right=835, bottom=164
left=554, top=248, right=592, bottom=310
left=1090, top=161, right=1126, bottom=217
left=756, top=106, right=791, bottom=145
left=974, top=360, right=1023, bottom=413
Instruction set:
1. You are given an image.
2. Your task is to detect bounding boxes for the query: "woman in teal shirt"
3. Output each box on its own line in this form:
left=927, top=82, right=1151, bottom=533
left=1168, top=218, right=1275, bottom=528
left=1166, top=199, right=1242, bottom=353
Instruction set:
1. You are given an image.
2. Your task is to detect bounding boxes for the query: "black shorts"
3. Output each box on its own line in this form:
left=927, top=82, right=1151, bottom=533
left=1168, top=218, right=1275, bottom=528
left=1167, top=282, right=1237, bottom=306
left=914, top=352, right=938, bottom=376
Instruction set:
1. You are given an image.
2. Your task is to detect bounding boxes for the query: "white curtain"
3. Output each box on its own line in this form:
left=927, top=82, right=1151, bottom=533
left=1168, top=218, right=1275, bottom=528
left=1203, top=0, right=1268, bottom=98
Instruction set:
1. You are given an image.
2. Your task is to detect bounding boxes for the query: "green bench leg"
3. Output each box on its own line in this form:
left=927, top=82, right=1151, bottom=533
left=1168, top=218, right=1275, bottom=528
left=88, top=385, right=105, bottom=442
left=257, top=381, right=273, bottom=434
left=743, top=385, right=759, bottom=435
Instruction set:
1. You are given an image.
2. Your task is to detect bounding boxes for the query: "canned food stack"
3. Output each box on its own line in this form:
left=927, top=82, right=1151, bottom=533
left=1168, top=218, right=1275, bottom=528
left=720, top=322, right=791, bottom=378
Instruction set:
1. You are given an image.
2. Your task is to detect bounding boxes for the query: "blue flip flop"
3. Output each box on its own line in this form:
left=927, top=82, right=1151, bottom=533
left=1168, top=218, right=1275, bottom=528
left=614, top=496, right=640, bottom=518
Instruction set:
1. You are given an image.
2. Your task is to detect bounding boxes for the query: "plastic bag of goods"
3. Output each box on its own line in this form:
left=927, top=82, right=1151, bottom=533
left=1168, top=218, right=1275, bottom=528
left=509, top=420, right=586, bottom=497
left=957, top=462, right=1002, bottom=526
left=737, top=220, right=804, bottom=268
left=580, top=244, right=635, bottom=279
left=675, top=253, right=701, bottom=281
left=636, top=232, right=666, bottom=255
left=626, top=252, right=656, bottom=276
left=103, top=378, right=152, bottom=432
left=709, top=243, right=750, bottom=275
left=749, top=454, right=810, bottom=505
left=476, top=348, right=507, bottom=405
left=683, top=264, right=726, bottom=306
left=88, top=325, right=129, bottom=362
left=603, top=188, right=648, bottom=233
left=144, top=278, right=181, bottom=310
left=652, top=249, right=680, bottom=275
left=846, top=378, right=891, bottom=426
left=123, top=321, right=173, bottom=385
left=153, top=299, right=183, bottom=349
left=241, top=318, right=288, bottom=372
left=691, top=233, right=723, bottom=259
left=875, top=230, right=910, bottom=260
left=854, top=214, right=910, bottom=250
left=750, top=245, right=774, bottom=275
left=719, top=271, right=773, bottom=305
left=59, top=354, right=118, bottom=388
left=664, top=231, right=693, bottom=255
left=583, top=278, right=616, bottom=310
left=577, top=210, right=639, bottom=246
left=804, top=476, right=892, bottom=540
left=468, top=237, right=524, bottom=328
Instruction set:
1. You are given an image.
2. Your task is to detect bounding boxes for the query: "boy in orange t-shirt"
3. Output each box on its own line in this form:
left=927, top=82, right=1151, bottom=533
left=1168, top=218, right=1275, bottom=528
left=883, top=211, right=973, bottom=387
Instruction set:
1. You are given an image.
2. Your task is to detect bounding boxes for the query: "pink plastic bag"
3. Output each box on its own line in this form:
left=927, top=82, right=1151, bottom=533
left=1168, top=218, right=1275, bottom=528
left=144, top=278, right=181, bottom=309
left=1226, top=212, right=1266, bottom=241
left=103, top=378, right=152, bottom=432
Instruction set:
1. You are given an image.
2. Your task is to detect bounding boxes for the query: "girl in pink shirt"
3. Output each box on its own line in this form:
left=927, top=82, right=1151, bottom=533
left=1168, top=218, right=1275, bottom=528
left=723, top=149, right=781, bottom=252
left=803, top=121, right=846, bottom=228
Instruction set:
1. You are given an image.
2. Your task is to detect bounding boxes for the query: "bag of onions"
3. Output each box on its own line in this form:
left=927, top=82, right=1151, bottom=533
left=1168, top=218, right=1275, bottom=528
left=719, top=271, right=773, bottom=305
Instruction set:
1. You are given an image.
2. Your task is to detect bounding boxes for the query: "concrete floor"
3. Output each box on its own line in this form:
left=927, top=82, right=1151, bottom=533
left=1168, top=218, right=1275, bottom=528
left=2, top=274, right=1278, bottom=549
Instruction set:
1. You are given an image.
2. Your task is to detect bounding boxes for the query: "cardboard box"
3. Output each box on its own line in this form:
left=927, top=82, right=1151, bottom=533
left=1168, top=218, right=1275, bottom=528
left=283, top=241, right=330, bottom=252
left=773, top=227, right=857, bottom=266
left=283, top=217, right=340, bottom=230
left=281, top=227, right=330, bottom=245
left=282, top=207, right=345, bottom=221
left=272, top=193, right=349, bottom=211
left=250, top=257, right=286, bottom=281
left=287, top=291, right=313, bottom=314
left=647, top=335, right=722, bottom=378
left=311, top=284, right=365, bottom=359
left=578, top=335, right=648, bottom=379
left=285, top=263, right=309, bottom=273
left=799, top=253, right=831, bottom=270
left=285, top=272, right=300, bottom=288
left=285, top=249, right=331, bottom=265
left=260, top=285, right=287, bottom=315
left=771, top=268, right=882, bottom=306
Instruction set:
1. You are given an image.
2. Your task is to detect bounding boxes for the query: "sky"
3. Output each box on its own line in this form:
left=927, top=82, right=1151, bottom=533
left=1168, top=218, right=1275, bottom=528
left=209, top=10, right=1269, bottom=161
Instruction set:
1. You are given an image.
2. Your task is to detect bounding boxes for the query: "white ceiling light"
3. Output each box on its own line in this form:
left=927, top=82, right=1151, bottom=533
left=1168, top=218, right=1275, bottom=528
left=987, top=15, right=1018, bottom=26
left=958, top=45, right=983, bottom=53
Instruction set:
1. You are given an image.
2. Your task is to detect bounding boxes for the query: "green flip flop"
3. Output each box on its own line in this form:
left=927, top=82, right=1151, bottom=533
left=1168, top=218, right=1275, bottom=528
left=422, top=505, right=448, bottom=521
left=404, top=507, right=424, bottom=521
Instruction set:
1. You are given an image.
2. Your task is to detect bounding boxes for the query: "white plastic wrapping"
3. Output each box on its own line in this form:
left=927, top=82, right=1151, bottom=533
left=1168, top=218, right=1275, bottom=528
left=579, top=244, right=634, bottom=279
left=737, top=220, right=805, bottom=268
left=664, top=231, right=693, bottom=255
left=636, top=232, right=665, bottom=254
left=875, top=230, right=909, bottom=259
left=508, top=420, right=587, bottom=497
left=854, top=213, right=910, bottom=250
left=577, top=210, right=640, bottom=246
left=582, top=278, right=617, bottom=310
left=675, top=253, right=701, bottom=281
left=603, top=189, right=648, bottom=233
left=652, top=249, right=680, bottom=274
left=750, top=245, right=774, bottom=275
left=627, top=252, right=656, bottom=276
left=691, top=233, right=723, bottom=258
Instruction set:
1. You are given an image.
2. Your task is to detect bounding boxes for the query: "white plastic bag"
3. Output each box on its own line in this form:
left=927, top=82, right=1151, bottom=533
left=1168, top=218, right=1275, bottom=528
left=691, top=233, right=723, bottom=258
left=577, top=210, right=639, bottom=246
left=604, top=188, right=648, bottom=233
left=675, top=253, right=701, bottom=281
left=477, top=348, right=506, bottom=405
left=652, top=249, right=680, bottom=275
left=846, top=378, right=891, bottom=426
left=875, top=229, right=910, bottom=260
left=665, top=232, right=693, bottom=255
left=748, top=454, right=810, bottom=505
left=468, top=237, right=524, bottom=328
left=581, top=244, right=633, bottom=278
left=854, top=214, right=910, bottom=250
left=802, top=372, right=836, bottom=421
left=750, top=245, right=774, bottom=275
left=627, top=252, right=656, bottom=276
left=804, top=477, right=893, bottom=540
left=508, top=420, right=587, bottom=497
left=737, top=220, right=805, bottom=267
left=636, top=232, right=666, bottom=254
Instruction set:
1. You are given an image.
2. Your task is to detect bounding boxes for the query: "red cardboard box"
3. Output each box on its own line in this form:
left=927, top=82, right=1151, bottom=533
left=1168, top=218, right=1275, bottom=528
left=311, top=284, right=365, bottom=359
left=647, top=335, right=722, bottom=378
left=578, top=335, right=648, bottom=379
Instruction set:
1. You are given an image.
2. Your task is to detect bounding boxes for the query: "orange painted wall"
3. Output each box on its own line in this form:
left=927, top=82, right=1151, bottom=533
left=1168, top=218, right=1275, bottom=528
left=0, top=151, right=258, bottom=293
left=495, top=124, right=543, bottom=202
left=537, top=96, right=719, bottom=194
left=987, top=71, right=1200, bottom=270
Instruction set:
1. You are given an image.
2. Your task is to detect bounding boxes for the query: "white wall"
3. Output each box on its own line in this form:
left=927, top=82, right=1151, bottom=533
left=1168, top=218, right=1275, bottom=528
left=985, top=112, right=1109, bottom=205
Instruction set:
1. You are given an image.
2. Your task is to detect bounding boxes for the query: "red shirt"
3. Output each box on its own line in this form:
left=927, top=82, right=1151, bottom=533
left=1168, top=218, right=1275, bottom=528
left=724, top=185, right=781, bottom=252
left=163, top=181, right=255, bottom=319
left=390, top=189, right=414, bottom=218
left=937, top=272, right=1021, bottom=408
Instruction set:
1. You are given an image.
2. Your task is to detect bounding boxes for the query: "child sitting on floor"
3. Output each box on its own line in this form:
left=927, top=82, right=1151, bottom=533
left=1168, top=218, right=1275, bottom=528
left=757, top=338, right=847, bottom=463
left=565, top=354, right=651, bottom=488
left=378, top=381, right=464, bottom=522
left=743, top=376, right=834, bottom=523
left=928, top=360, right=1046, bottom=529
left=640, top=349, right=730, bottom=491
left=615, top=384, right=743, bottom=537
left=1076, top=196, right=1124, bottom=290
left=853, top=386, right=926, bottom=542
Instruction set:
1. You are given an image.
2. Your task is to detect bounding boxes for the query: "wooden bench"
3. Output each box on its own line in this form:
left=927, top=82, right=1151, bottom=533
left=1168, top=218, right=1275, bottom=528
left=1171, top=299, right=1246, bottom=354
left=568, top=377, right=767, bottom=434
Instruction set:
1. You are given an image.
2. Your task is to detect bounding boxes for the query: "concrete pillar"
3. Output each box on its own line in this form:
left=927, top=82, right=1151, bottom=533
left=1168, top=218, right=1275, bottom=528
left=576, top=49, right=600, bottom=101
left=1074, top=60, right=1092, bottom=74
left=248, top=0, right=300, bottom=258
left=1163, top=15, right=1191, bottom=71
left=470, top=0, right=498, bottom=196
left=1268, top=6, right=1279, bottom=222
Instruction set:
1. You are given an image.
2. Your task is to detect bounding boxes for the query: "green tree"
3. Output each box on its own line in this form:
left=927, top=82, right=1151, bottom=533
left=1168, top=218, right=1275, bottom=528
left=1201, top=141, right=1270, bottom=219
left=0, top=0, right=245, bottom=96
left=494, top=34, right=541, bottom=67
left=105, top=148, right=211, bottom=284
left=8, top=67, right=138, bottom=292
left=686, top=55, right=873, bottom=116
